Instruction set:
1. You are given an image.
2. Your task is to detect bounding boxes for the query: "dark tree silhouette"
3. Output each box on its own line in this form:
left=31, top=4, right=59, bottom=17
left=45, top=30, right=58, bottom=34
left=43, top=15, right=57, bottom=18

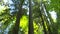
left=28, top=0, right=34, bottom=34
left=40, top=0, right=52, bottom=34
left=40, top=0, right=47, bottom=34
left=12, top=0, right=24, bottom=34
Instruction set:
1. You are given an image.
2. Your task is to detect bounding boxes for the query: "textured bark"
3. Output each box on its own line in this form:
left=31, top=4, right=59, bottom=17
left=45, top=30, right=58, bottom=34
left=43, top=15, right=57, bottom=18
left=28, top=0, right=34, bottom=34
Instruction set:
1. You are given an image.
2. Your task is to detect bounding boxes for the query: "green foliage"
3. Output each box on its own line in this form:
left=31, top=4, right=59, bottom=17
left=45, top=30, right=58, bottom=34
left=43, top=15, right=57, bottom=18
left=0, top=0, right=60, bottom=34
left=20, top=15, right=28, bottom=29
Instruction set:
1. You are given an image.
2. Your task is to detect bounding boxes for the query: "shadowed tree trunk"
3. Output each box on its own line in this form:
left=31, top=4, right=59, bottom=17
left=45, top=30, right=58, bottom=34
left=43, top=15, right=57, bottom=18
left=12, top=0, right=24, bottom=34
left=40, top=0, right=47, bottom=34
left=42, top=3, right=52, bottom=34
left=12, top=5, right=22, bottom=34
left=40, top=0, right=52, bottom=34
left=28, top=0, right=34, bottom=34
left=40, top=10, right=47, bottom=34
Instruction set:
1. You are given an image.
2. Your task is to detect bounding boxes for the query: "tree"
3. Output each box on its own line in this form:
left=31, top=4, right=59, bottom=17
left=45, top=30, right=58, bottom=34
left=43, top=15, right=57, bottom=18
left=0, top=0, right=60, bottom=34
left=28, top=0, right=34, bottom=34
left=12, top=0, right=24, bottom=34
left=40, top=2, right=47, bottom=34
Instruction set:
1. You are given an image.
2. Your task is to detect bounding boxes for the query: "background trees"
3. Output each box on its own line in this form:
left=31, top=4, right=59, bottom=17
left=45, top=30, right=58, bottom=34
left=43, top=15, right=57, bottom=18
left=0, top=0, right=60, bottom=34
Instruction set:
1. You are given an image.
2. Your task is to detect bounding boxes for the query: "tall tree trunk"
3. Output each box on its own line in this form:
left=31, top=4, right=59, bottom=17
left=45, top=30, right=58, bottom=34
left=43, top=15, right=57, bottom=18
left=40, top=11, right=47, bottom=34
left=42, top=3, right=52, bottom=34
left=28, top=0, right=34, bottom=34
left=12, top=1, right=24, bottom=34
left=40, top=0, right=47, bottom=34
left=12, top=5, right=22, bottom=34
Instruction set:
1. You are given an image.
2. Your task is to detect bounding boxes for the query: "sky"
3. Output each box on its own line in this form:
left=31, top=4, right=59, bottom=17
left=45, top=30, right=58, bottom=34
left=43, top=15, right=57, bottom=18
left=49, top=10, right=57, bottom=22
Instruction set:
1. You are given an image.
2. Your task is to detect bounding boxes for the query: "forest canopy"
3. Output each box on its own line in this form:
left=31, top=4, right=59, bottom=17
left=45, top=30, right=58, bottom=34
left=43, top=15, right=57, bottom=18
left=0, top=0, right=60, bottom=34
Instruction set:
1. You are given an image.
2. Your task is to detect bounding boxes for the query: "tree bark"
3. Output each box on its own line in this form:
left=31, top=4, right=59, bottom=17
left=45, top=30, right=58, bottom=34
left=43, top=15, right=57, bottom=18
left=12, top=5, right=22, bottom=34
left=40, top=0, right=47, bottom=34
left=39, top=11, right=47, bottom=34
left=42, top=3, right=52, bottom=34
left=12, top=1, right=24, bottom=34
left=28, top=0, right=34, bottom=34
